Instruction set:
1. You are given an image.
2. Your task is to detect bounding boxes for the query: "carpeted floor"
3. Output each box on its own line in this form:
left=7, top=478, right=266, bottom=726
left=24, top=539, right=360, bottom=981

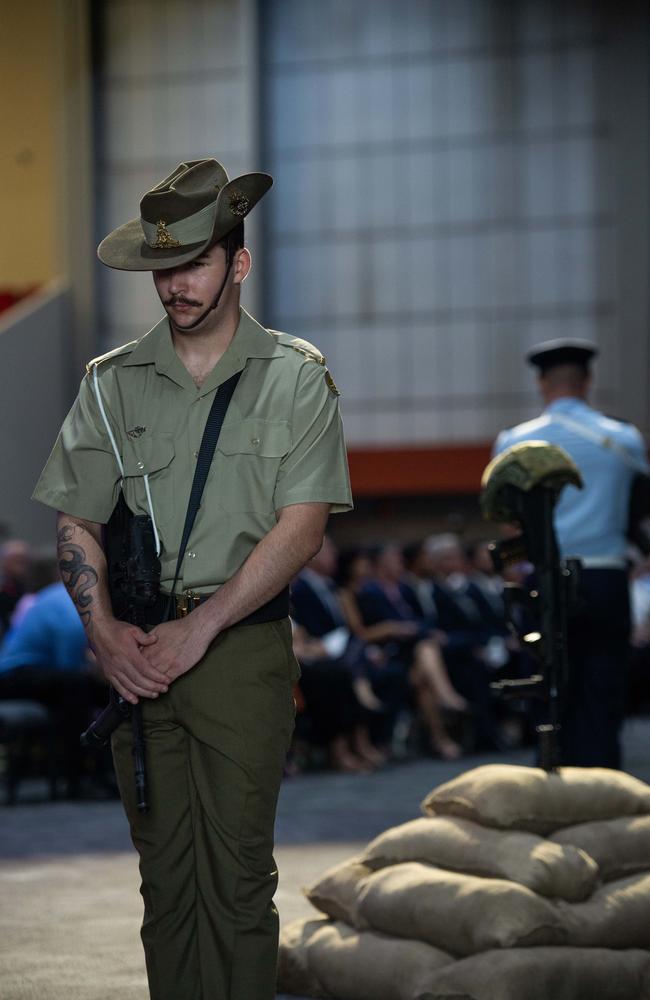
left=0, top=843, right=358, bottom=1000
left=1, top=852, right=147, bottom=1000
left=2, top=716, right=649, bottom=999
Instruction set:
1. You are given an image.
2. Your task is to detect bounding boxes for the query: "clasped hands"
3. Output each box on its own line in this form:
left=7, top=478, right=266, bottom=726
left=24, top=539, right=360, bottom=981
left=94, top=615, right=213, bottom=705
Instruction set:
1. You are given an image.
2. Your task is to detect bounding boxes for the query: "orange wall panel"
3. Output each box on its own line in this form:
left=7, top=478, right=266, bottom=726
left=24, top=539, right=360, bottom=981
left=347, top=443, right=493, bottom=497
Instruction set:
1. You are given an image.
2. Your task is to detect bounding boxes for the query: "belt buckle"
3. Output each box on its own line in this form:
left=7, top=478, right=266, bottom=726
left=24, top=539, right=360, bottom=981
left=177, top=589, right=197, bottom=617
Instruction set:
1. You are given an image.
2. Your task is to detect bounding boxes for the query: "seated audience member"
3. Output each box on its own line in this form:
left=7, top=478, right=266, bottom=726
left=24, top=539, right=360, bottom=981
left=465, top=541, right=509, bottom=634
left=337, top=546, right=421, bottom=750
left=424, top=534, right=510, bottom=664
left=409, top=536, right=505, bottom=751
left=0, top=576, right=108, bottom=796
left=291, top=537, right=384, bottom=772
left=0, top=539, right=32, bottom=638
left=424, top=534, right=490, bottom=641
left=8, top=555, right=65, bottom=629
left=465, top=539, right=524, bottom=674
left=355, top=543, right=466, bottom=760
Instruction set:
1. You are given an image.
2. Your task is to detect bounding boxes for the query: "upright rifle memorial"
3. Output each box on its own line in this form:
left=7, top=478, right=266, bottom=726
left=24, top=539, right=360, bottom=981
left=480, top=440, right=583, bottom=772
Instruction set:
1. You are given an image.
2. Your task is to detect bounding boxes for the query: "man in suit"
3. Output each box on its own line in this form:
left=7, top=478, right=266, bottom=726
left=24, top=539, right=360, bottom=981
left=407, top=536, right=504, bottom=750
left=291, top=536, right=383, bottom=770
left=356, top=543, right=464, bottom=758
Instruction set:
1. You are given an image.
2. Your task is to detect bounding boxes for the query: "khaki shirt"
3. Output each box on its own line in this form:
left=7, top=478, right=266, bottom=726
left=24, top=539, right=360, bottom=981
left=33, top=308, right=353, bottom=592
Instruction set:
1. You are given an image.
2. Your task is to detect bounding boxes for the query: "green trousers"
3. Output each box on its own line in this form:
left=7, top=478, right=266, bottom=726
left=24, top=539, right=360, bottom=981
left=112, top=618, right=298, bottom=1000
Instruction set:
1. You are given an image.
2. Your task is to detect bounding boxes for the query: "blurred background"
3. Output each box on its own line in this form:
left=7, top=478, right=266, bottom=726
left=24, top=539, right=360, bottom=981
left=3, top=9, right=650, bottom=987
left=1, top=0, right=648, bottom=547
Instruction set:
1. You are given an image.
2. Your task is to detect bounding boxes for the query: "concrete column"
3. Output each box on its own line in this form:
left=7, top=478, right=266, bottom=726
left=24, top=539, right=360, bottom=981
left=607, top=2, right=650, bottom=434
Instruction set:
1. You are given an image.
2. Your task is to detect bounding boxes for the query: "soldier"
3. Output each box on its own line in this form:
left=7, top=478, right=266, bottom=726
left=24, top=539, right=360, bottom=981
left=493, top=338, right=648, bottom=768
left=32, top=158, right=352, bottom=1000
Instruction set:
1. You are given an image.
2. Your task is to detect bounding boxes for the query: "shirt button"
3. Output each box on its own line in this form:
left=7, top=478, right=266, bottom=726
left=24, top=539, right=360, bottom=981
left=251, top=437, right=260, bottom=447
left=137, top=461, right=144, bottom=470
left=187, top=551, right=196, bottom=559
left=193, top=451, right=199, bottom=458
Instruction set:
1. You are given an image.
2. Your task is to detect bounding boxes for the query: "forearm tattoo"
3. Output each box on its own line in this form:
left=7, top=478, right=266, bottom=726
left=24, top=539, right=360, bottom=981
left=57, top=524, right=99, bottom=628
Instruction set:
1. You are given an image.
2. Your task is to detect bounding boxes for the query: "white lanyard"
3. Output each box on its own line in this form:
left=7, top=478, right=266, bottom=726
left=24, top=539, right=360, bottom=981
left=549, top=413, right=648, bottom=475
left=91, top=364, right=161, bottom=556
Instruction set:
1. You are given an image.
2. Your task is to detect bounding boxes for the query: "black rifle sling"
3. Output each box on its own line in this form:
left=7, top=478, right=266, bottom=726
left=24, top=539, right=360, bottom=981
left=166, top=369, right=242, bottom=618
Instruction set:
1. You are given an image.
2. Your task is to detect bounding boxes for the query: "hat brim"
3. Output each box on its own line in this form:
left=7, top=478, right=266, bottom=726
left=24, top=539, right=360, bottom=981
left=527, top=340, right=599, bottom=372
left=97, top=172, right=273, bottom=271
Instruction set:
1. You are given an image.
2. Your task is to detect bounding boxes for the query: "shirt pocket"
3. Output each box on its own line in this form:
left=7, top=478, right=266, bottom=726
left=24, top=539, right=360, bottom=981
left=213, top=418, right=290, bottom=513
left=121, top=433, right=175, bottom=527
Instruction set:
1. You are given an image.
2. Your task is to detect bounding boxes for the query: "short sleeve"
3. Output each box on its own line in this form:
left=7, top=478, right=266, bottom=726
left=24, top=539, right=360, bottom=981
left=625, top=426, right=650, bottom=473
left=273, top=362, right=353, bottom=513
left=31, top=371, right=123, bottom=523
left=492, top=429, right=512, bottom=458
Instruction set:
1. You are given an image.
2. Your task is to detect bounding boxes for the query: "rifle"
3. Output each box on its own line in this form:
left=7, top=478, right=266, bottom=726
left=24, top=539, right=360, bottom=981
left=80, top=492, right=161, bottom=812
left=81, top=367, right=243, bottom=810
left=480, top=441, right=583, bottom=772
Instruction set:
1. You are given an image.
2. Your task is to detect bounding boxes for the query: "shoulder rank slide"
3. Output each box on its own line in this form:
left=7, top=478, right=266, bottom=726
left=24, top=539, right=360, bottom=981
left=85, top=340, right=137, bottom=375
left=290, top=343, right=326, bottom=365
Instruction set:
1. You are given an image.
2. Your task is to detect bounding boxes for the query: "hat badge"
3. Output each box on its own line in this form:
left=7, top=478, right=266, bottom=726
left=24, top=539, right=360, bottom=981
left=229, top=191, right=250, bottom=218
left=151, top=220, right=181, bottom=249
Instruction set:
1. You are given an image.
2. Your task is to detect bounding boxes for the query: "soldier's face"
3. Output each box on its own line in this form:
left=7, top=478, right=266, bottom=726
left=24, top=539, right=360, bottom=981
left=152, top=244, right=250, bottom=329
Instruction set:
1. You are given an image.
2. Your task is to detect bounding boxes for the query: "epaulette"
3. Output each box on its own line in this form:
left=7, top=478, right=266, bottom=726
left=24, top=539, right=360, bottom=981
left=269, top=330, right=340, bottom=396
left=85, top=340, right=138, bottom=375
left=269, top=330, right=326, bottom=366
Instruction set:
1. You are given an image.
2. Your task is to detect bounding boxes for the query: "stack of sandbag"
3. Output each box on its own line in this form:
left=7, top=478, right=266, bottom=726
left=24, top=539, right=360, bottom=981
left=278, top=764, right=650, bottom=1000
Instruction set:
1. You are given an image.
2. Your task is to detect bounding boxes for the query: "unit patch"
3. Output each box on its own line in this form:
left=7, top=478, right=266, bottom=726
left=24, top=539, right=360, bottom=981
left=325, top=369, right=341, bottom=397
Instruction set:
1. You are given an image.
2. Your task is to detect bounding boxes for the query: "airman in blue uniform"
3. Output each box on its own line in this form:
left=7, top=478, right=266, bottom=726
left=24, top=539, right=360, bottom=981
left=494, top=339, right=648, bottom=767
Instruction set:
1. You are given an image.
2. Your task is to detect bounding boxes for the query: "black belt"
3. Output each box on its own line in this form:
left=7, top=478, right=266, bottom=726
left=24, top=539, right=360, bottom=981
left=144, top=586, right=290, bottom=628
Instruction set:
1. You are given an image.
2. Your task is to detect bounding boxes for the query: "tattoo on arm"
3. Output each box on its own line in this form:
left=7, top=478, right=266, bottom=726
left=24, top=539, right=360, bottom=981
left=57, top=524, right=99, bottom=628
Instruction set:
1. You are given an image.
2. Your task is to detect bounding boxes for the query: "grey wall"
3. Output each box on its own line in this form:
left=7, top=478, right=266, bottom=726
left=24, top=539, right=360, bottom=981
left=91, top=0, right=649, bottom=448
left=94, top=0, right=261, bottom=351
left=262, top=0, right=649, bottom=445
left=0, top=284, right=75, bottom=546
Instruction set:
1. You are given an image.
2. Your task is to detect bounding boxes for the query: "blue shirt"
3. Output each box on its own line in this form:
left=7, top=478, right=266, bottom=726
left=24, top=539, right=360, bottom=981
left=0, top=583, right=88, bottom=673
left=493, top=397, right=648, bottom=559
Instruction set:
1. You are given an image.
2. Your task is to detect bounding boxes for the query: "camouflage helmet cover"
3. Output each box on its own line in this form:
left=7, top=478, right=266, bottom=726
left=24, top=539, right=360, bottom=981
left=481, top=441, right=583, bottom=523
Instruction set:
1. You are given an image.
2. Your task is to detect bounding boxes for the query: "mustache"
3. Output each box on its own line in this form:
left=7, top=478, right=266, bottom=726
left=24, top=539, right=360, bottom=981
left=165, top=295, right=203, bottom=307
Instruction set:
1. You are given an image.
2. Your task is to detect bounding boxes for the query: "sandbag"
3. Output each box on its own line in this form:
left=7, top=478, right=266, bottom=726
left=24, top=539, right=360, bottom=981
left=277, top=918, right=329, bottom=999
left=307, top=921, right=453, bottom=1000
left=304, top=857, right=371, bottom=924
left=360, top=815, right=598, bottom=901
left=415, top=947, right=650, bottom=1000
left=354, top=862, right=566, bottom=956
left=550, top=814, right=650, bottom=881
left=422, top=764, right=650, bottom=835
left=561, top=872, right=650, bottom=949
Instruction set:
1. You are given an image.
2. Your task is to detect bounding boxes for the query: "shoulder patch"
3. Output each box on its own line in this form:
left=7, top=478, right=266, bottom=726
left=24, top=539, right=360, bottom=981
left=269, top=330, right=326, bottom=365
left=324, top=369, right=341, bottom=397
left=85, top=340, right=138, bottom=375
